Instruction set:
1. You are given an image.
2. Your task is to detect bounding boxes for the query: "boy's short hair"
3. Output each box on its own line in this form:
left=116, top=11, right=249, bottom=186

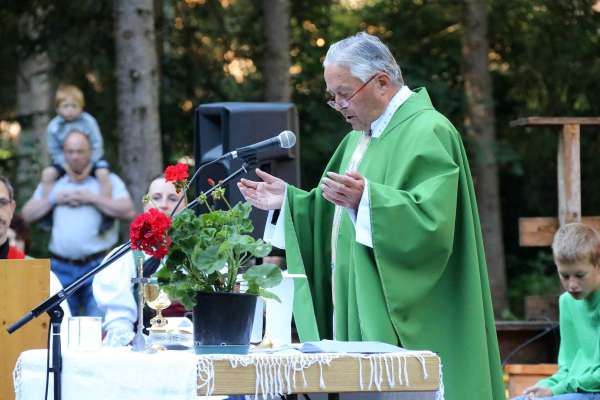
left=552, top=223, right=600, bottom=267
left=55, top=84, right=85, bottom=108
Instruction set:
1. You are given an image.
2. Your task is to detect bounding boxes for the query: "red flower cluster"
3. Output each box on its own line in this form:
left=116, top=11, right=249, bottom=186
left=164, top=163, right=189, bottom=183
left=129, top=208, right=172, bottom=258
left=164, top=163, right=189, bottom=194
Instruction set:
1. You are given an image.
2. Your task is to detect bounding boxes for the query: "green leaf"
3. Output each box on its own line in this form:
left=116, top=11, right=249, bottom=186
left=250, top=239, right=272, bottom=258
left=243, top=264, right=282, bottom=290
left=258, top=288, right=281, bottom=303
left=192, top=244, right=226, bottom=274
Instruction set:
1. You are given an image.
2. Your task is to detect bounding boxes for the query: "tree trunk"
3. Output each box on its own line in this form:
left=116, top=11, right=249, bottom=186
left=114, top=0, right=163, bottom=213
left=462, top=0, right=508, bottom=315
left=15, top=17, right=52, bottom=205
left=262, top=0, right=291, bottom=102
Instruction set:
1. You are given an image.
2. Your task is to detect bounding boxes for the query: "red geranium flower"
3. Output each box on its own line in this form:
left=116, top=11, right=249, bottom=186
left=130, top=208, right=172, bottom=259
left=164, top=163, right=189, bottom=193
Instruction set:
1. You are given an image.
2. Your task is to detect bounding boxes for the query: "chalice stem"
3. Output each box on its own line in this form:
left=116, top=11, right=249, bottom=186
left=131, top=257, right=146, bottom=352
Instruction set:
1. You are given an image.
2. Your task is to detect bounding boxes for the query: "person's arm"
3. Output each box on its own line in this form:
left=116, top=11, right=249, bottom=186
left=93, top=249, right=137, bottom=346
left=21, top=186, right=53, bottom=223
left=81, top=112, right=104, bottom=163
left=69, top=190, right=135, bottom=219
left=534, top=295, right=575, bottom=394
left=69, top=174, right=135, bottom=219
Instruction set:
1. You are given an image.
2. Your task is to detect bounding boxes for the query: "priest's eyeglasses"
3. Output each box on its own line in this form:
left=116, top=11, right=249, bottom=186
left=326, top=73, right=379, bottom=110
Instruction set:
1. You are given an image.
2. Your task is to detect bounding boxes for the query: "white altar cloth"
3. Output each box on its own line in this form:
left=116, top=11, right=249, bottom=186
left=13, top=347, right=440, bottom=400
left=13, top=347, right=202, bottom=400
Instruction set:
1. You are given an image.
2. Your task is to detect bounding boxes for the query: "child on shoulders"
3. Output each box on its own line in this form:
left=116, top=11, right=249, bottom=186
left=42, top=84, right=113, bottom=231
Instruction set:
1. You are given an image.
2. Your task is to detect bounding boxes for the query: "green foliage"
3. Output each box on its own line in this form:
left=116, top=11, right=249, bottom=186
left=506, top=249, right=561, bottom=317
left=155, top=201, right=282, bottom=309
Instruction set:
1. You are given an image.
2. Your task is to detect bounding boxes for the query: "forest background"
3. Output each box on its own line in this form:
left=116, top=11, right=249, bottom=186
left=1, top=0, right=599, bottom=319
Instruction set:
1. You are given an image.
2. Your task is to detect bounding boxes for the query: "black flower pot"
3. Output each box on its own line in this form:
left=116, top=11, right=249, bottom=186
left=192, top=291, right=257, bottom=354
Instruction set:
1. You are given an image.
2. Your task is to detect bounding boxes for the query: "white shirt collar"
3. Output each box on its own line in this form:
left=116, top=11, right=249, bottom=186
left=369, top=85, right=413, bottom=138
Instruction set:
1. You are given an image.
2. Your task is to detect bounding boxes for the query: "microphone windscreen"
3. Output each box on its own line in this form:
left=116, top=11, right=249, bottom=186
left=278, top=131, right=296, bottom=149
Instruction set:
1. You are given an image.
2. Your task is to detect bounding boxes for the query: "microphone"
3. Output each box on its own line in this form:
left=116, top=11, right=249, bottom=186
left=221, top=130, right=296, bottom=160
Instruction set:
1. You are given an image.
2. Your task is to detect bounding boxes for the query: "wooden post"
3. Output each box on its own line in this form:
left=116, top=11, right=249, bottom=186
left=510, top=117, right=600, bottom=246
left=557, top=124, right=580, bottom=225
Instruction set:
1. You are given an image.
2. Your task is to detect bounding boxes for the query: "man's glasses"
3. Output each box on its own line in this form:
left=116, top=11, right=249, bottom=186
left=0, top=198, right=12, bottom=208
left=326, top=73, right=379, bottom=110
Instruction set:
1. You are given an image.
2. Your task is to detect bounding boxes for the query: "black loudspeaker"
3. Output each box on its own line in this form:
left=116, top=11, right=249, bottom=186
left=194, top=102, right=300, bottom=239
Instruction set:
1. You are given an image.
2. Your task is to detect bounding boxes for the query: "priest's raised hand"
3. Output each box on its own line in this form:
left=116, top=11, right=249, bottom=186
left=321, top=170, right=365, bottom=210
left=237, top=168, right=287, bottom=210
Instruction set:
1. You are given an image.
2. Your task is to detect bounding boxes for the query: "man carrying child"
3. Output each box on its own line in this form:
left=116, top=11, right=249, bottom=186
left=22, top=131, right=135, bottom=316
left=42, top=84, right=113, bottom=231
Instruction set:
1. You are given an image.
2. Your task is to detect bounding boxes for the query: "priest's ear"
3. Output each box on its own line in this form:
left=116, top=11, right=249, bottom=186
left=375, top=73, right=395, bottom=92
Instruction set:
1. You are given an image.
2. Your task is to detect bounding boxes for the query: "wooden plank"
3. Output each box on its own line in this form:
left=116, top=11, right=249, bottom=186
left=557, top=124, right=581, bottom=225
left=519, top=216, right=600, bottom=246
left=495, top=321, right=558, bottom=331
left=510, top=117, right=600, bottom=127
left=0, top=259, right=50, bottom=400
left=204, top=353, right=440, bottom=395
left=504, top=364, right=558, bottom=375
left=505, top=364, right=558, bottom=398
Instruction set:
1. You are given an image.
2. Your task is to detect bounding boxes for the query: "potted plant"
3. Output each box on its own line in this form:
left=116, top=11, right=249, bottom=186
left=129, top=163, right=282, bottom=354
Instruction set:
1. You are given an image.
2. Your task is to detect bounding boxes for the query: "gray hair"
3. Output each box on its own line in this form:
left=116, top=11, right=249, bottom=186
left=323, top=32, right=404, bottom=86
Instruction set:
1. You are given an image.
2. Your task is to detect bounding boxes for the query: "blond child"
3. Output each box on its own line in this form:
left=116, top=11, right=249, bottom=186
left=515, top=223, right=600, bottom=399
left=42, top=84, right=113, bottom=230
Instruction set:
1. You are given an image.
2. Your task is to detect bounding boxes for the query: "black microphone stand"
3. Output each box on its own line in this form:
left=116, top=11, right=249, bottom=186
left=7, top=155, right=255, bottom=400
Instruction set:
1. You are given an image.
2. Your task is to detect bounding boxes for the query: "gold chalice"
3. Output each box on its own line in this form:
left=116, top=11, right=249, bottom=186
left=144, top=283, right=171, bottom=329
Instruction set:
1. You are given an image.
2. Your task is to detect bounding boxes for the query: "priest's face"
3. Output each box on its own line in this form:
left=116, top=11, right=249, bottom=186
left=324, top=64, right=389, bottom=132
left=144, top=177, right=186, bottom=215
left=556, top=259, right=600, bottom=300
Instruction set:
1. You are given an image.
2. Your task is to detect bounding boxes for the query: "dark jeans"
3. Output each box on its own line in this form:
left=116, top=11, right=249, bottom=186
left=51, top=254, right=105, bottom=317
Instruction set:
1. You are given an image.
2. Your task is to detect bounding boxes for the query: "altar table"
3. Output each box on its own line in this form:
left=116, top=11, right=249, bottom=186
left=13, top=347, right=441, bottom=400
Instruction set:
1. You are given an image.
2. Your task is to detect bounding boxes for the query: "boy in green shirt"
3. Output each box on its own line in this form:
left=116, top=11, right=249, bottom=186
left=516, top=223, right=600, bottom=399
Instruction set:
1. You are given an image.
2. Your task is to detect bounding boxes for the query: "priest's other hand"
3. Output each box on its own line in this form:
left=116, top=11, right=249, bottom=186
left=238, top=168, right=286, bottom=210
left=321, top=170, right=364, bottom=210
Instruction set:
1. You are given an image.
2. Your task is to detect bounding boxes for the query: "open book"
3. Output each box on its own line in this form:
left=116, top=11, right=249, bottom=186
left=299, top=340, right=407, bottom=354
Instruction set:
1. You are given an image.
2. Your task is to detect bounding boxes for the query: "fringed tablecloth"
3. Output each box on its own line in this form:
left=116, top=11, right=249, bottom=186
left=14, top=347, right=442, bottom=400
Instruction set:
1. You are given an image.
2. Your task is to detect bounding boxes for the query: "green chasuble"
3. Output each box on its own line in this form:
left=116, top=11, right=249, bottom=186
left=283, top=88, right=504, bottom=400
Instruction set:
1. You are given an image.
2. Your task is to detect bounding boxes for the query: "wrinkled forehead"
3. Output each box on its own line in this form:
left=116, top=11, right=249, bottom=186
left=324, top=64, right=360, bottom=94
